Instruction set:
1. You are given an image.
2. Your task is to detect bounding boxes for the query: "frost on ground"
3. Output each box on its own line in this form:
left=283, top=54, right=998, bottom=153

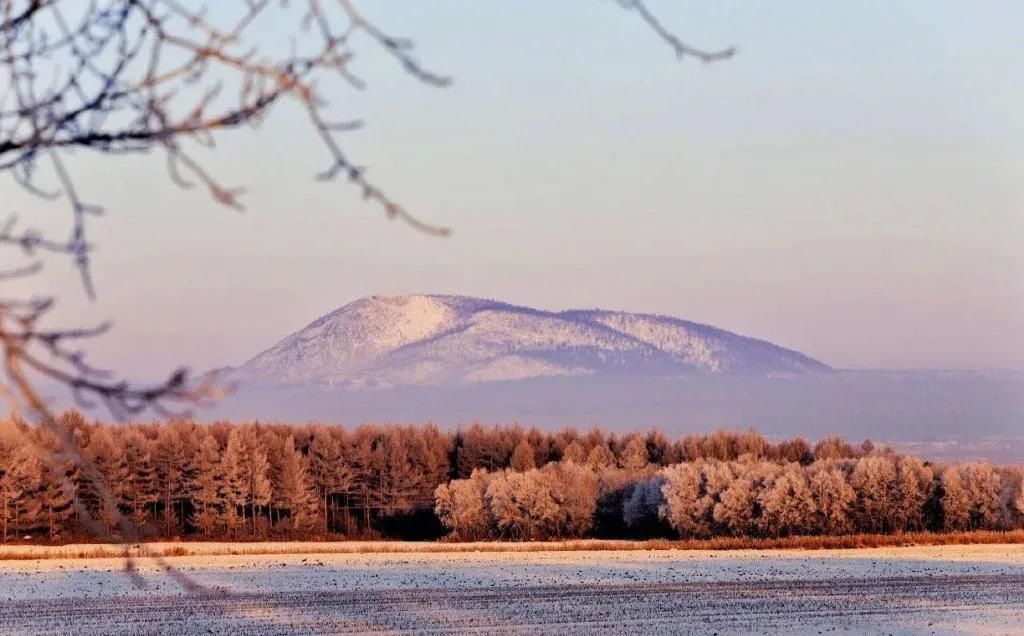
left=1, top=544, right=1022, bottom=635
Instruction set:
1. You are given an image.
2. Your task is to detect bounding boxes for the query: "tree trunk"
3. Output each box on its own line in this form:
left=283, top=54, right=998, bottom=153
left=344, top=492, right=351, bottom=536
left=165, top=488, right=172, bottom=537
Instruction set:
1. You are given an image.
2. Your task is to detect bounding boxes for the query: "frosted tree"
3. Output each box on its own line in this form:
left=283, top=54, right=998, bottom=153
left=758, top=463, right=816, bottom=537
left=776, top=436, right=814, bottom=464
left=813, top=436, right=857, bottom=461
left=1001, top=466, right=1024, bottom=528
left=1013, top=471, right=1024, bottom=525
left=702, top=461, right=738, bottom=511
left=622, top=474, right=667, bottom=531
left=712, top=468, right=759, bottom=536
left=961, top=462, right=1002, bottom=530
left=561, top=441, right=587, bottom=465
left=586, top=444, right=616, bottom=470
left=850, top=455, right=898, bottom=533
left=644, top=430, right=676, bottom=466
left=483, top=471, right=522, bottom=539
left=7, top=417, right=1021, bottom=542
left=941, top=465, right=971, bottom=531
left=547, top=462, right=600, bottom=537
left=434, top=469, right=492, bottom=541
left=510, top=440, right=536, bottom=472
left=714, top=460, right=785, bottom=537
left=938, top=463, right=1001, bottom=531
left=808, top=462, right=856, bottom=534
left=525, top=427, right=551, bottom=467
left=659, top=463, right=706, bottom=537
left=735, top=429, right=769, bottom=459
left=618, top=437, right=650, bottom=472
left=513, top=470, right=561, bottom=539
left=892, top=456, right=934, bottom=532
left=486, top=470, right=561, bottom=540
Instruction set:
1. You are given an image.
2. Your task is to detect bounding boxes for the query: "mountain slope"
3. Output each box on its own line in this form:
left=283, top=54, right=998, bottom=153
left=236, top=294, right=830, bottom=388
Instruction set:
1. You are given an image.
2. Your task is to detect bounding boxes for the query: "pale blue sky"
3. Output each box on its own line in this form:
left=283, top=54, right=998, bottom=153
left=4, top=1, right=1023, bottom=377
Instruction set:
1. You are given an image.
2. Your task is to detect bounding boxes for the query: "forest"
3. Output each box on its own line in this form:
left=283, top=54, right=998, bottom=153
left=1, top=411, right=1022, bottom=543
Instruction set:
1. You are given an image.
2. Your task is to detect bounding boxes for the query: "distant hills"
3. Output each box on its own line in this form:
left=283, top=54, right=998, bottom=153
left=207, top=299, right=1023, bottom=457
left=232, top=294, right=830, bottom=389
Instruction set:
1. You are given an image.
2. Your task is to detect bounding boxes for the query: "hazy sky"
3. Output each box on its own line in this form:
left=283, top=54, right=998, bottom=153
left=5, top=1, right=1023, bottom=378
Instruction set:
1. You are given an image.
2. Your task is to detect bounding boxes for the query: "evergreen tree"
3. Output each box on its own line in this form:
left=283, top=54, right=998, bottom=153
left=240, top=425, right=273, bottom=537
left=510, top=440, right=536, bottom=472
left=618, top=437, right=649, bottom=472
left=220, top=429, right=248, bottom=536
left=278, top=435, right=319, bottom=533
left=153, top=425, right=196, bottom=536
left=308, top=427, right=353, bottom=534
left=193, top=434, right=225, bottom=537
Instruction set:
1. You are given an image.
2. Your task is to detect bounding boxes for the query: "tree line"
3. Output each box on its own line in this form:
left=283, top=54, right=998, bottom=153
left=1, top=411, right=1021, bottom=542
left=437, top=454, right=1024, bottom=541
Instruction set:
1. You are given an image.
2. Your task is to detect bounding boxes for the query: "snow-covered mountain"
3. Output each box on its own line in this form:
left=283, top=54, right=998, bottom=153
left=234, top=295, right=830, bottom=388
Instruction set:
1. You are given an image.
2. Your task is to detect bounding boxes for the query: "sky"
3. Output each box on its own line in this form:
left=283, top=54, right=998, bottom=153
left=4, top=1, right=1023, bottom=379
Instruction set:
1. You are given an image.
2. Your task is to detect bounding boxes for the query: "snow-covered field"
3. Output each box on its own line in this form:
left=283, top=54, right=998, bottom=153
left=1, top=544, right=1023, bottom=634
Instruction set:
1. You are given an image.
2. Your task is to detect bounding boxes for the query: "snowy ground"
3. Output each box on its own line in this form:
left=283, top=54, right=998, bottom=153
left=1, top=544, right=1023, bottom=634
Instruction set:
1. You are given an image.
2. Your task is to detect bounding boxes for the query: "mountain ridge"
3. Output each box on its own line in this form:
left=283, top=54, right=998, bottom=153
left=234, top=294, right=830, bottom=388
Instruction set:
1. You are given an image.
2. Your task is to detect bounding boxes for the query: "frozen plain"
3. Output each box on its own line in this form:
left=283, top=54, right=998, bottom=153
left=1, top=544, right=1023, bottom=635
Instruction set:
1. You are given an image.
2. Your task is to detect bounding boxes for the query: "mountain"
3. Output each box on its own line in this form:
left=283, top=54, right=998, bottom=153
left=233, top=294, right=830, bottom=389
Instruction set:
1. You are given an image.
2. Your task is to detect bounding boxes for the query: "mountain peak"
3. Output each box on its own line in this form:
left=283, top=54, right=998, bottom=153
left=237, top=294, right=830, bottom=388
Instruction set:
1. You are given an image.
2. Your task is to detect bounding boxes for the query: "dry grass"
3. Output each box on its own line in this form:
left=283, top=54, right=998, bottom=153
left=0, top=530, right=1022, bottom=561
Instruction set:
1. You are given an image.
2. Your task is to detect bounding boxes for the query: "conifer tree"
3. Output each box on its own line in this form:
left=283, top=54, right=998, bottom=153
left=510, top=441, right=536, bottom=472
left=220, top=429, right=248, bottom=536
left=586, top=444, right=616, bottom=470
left=153, top=425, right=196, bottom=535
left=116, top=430, right=158, bottom=528
left=244, top=426, right=273, bottom=537
left=278, top=435, right=319, bottom=533
left=308, top=427, right=353, bottom=534
left=0, top=439, right=21, bottom=542
left=618, top=437, right=650, bottom=472
left=193, top=435, right=225, bottom=537
left=84, top=427, right=122, bottom=530
left=561, top=441, right=586, bottom=465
